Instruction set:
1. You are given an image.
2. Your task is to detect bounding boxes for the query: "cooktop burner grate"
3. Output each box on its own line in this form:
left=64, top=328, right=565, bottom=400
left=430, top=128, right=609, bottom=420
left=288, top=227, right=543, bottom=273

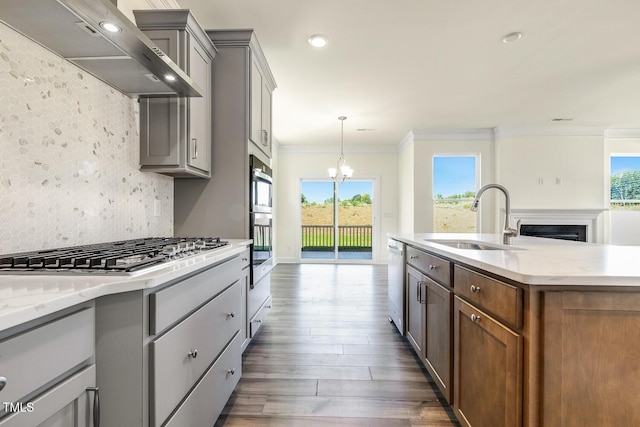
left=0, top=237, right=229, bottom=274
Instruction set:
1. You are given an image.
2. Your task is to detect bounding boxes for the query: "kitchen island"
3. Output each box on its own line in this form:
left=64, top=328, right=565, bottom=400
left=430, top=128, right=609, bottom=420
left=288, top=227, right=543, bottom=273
left=389, top=233, right=640, bottom=427
left=0, top=239, right=259, bottom=427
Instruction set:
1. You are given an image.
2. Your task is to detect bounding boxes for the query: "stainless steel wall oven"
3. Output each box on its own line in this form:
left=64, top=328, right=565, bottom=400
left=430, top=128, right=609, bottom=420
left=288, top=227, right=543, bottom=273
left=249, top=155, right=273, bottom=284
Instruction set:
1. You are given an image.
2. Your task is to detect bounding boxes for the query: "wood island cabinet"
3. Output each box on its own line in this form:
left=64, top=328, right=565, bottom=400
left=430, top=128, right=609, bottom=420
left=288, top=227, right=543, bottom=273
left=543, top=291, right=640, bottom=427
left=135, top=10, right=217, bottom=178
left=454, top=297, right=523, bottom=427
left=405, top=246, right=453, bottom=403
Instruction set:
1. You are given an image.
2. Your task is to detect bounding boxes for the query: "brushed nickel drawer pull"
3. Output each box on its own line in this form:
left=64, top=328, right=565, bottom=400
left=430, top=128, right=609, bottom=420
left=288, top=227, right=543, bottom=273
left=227, top=368, right=236, bottom=375
left=188, top=349, right=198, bottom=359
left=409, top=255, right=418, bottom=260
left=470, top=313, right=481, bottom=323
left=429, top=264, right=436, bottom=271
left=470, top=285, right=481, bottom=293
left=227, top=312, right=236, bottom=318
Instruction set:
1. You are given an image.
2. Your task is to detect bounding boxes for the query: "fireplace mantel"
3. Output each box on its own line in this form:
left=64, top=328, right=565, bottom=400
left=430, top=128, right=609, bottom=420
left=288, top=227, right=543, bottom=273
left=511, top=209, right=606, bottom=243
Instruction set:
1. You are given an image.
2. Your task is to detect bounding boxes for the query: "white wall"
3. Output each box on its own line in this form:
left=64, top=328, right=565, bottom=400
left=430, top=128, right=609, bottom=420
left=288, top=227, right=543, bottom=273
left=495, top=129, right=607, bottom=210
left=276, top=147, right=398, bottom=264
left=398, top=130, right=496, bottom=233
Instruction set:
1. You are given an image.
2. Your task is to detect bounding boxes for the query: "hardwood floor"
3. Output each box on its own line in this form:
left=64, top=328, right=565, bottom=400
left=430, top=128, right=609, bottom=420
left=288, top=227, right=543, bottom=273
left=216, top=263, right=460, bottom=426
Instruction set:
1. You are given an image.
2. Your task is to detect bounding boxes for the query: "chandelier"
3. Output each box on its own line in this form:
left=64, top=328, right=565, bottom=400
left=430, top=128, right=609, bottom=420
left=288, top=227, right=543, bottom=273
left=328, top=116, right=353, bottom=182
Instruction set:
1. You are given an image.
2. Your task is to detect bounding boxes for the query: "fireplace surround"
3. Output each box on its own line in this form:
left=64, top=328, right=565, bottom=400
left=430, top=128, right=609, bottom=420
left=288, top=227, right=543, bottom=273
left=511, top=209, right=605, bottom=243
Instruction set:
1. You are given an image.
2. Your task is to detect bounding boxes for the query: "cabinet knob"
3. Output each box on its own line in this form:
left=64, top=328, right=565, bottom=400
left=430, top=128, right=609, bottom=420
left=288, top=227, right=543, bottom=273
left=227, top=312, right=236, bottom=318
left=255, top=319, right=262, bottom=324
left=0, top=376, right=7, bottom=391
left=470, top=285, right=481, bottom=293
left=470, top=313, right=481, bottom=323
left=188, top=349, right=198, bottom=359
left=410, top=255, right=418, bottom=260
left=428, top=264, right=436, bottom=271
left=227, top=368, right=236, bottom=375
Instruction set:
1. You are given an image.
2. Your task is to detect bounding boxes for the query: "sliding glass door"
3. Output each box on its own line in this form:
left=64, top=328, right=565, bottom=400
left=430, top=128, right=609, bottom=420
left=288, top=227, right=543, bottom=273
left=300, top=179, right=373, bottom=261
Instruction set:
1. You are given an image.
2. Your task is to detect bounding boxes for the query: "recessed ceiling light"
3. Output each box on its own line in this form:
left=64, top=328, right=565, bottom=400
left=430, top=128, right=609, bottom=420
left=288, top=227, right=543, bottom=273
left=99, top=21, right=122, bottom=33
left=308, top=34, right=329, bottom=48
left=502, top=32, right=522, bottom=44
left=549, top=118, right=574, bottom=122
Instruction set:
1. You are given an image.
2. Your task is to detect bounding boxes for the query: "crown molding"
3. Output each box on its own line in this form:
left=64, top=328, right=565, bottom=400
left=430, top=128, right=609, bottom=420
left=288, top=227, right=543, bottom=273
left=278, top=144, right=398, bottom=154
left=604, top=128, right=640, bottom=139
left=147, top=0, right=181, bottom=8
left=495, top=126, right=607, bottom=137
left=412, top=128, right=495, bottom=141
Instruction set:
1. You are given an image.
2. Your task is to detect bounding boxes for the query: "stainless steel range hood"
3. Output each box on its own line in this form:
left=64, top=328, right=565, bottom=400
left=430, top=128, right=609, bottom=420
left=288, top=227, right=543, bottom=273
left=0, top=0, right=202, bottom=98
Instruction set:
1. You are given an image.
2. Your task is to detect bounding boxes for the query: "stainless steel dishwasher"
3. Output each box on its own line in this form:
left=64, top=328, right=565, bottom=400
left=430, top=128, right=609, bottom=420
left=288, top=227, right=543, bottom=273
left=387, top=238, right=406, bottom=335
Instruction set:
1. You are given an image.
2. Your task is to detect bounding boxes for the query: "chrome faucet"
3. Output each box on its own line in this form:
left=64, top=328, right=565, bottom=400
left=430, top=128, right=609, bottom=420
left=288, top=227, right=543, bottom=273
left=471, top=184, right=520, bottom=245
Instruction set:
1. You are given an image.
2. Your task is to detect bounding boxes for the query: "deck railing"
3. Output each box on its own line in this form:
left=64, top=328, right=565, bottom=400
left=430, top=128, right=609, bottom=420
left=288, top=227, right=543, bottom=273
left=301, top=225, right=372, bottom=252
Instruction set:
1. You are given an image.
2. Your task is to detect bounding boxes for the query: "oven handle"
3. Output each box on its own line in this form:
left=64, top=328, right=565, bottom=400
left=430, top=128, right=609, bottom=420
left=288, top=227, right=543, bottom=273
left=252, top=169, right=273, bottom=184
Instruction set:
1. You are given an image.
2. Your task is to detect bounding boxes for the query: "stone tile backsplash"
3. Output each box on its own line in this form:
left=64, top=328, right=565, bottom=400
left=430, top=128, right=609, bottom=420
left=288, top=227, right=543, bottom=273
left=0, top=23, right=173, bottom=254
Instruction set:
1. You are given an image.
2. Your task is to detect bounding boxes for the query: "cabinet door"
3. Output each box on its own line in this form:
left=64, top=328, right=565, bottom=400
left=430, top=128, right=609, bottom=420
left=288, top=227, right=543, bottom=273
left=187, top=38, right=211, bottom=173
left=454, top=297, right=522, bottom=427
left=424, top=279, right=452, bottom=403
left=406, top=265, right=425, bottom=357
left=260, top=80, right=272, bottom=156
left=543, top=292, right=640, bottom=427
left=250, top=58, right=263, bottom=148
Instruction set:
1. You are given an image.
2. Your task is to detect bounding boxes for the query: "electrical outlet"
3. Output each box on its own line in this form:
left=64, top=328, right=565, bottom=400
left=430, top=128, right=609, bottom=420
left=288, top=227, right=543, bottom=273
left=538, top=177, right=544, bottom=185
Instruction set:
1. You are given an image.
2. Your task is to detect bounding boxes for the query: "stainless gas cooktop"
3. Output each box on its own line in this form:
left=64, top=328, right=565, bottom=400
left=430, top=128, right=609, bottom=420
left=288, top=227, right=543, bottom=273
left=0, top=237, right=229, bottom=275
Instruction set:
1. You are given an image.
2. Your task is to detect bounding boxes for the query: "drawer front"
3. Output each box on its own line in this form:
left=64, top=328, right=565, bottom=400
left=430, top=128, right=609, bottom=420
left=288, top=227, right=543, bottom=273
left=248, top=272, right=271, bottom=320
left=0, top=308, right=94, bottom=405
left=151, top=281, right=242, bottom=427
left=454, top=265, right=523, bottom=329
left=150, top=255, right=242, bottom=334
left=250, top=295, right=272, bottom=338
left=406, top=246, right=451, bottom=286
left=0, top=365, right=96, bottom=427
left=164, top=332, right=242, bottom=427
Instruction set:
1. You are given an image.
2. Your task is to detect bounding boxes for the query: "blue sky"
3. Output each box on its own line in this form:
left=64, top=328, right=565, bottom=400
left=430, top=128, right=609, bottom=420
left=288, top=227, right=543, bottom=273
left=611, top=156, right=640, bottom=175
left=301, top=181, right=373, bottom=204
left=433, top=156, right=476, bottom=197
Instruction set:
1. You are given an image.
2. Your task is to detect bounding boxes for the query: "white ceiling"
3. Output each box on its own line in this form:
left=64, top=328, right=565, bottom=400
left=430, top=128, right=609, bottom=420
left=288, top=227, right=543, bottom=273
left=177, top=0, right=640, bottom=147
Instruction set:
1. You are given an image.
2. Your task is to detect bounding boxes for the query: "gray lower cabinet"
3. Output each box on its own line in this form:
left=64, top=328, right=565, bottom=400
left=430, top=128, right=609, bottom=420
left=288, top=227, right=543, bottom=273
left=95, top=255, right=244, bottom=427
left=0, top=305, right=97, bottom=427
left=135, top=10, right=217, bottom=178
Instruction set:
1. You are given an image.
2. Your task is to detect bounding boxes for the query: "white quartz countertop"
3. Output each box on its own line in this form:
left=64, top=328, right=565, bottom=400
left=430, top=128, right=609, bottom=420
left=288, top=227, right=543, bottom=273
left=389, top=233, right=640, bottom=288
left=0, top=239, right=251, bottom=332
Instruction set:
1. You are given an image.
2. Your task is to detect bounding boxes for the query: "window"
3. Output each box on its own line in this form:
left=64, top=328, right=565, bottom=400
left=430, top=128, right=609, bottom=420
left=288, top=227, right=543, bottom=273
left=610, top=156, right=640, bottom=210
left=433, top=156, right=477, bottom=232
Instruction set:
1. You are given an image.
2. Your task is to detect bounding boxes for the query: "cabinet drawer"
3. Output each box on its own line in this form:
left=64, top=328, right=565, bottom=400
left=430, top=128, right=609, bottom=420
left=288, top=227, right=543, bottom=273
left=406, top=246, right=451, bottom=286
left=0, top=308, right=94, bottom=405
left=454, top=266, right=523, bottom=329
left=250, top=295, right=272, bottom=338
left=150, top=255, right=242, bottom=334
left=164, top=332, right=242, bottom=427
left=151, top=281, right=242, bottom=427
left=248, top=272, right=271, bottom=320
left=0, top=365, right=96, bottom=427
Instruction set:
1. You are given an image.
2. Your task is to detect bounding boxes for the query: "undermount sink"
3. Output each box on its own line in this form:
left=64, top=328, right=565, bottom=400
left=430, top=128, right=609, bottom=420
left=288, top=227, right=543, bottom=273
left=424, top=239, right=509, bottom=250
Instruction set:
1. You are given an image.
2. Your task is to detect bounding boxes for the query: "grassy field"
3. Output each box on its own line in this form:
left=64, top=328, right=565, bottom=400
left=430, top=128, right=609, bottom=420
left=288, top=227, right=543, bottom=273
left=301, top=202, right=476, bottom=235
left=301, top=205, right=373, bottom=226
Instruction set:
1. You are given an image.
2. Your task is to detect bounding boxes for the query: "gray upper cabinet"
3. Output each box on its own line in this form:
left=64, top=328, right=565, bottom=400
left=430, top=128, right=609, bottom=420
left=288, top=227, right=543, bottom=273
left=135, top=10, right=217, bottom=178
left=250, top=55, right=274, bottom=157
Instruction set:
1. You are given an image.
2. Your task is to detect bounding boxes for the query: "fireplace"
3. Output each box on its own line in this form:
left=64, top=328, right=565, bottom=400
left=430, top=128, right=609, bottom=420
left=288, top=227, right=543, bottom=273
left=519, top=224, right=587, bottom=242
left=511, top=209, right=605, bottom=243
